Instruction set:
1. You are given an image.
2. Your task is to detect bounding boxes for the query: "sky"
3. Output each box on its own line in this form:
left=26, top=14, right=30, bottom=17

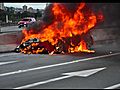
left=4, top=3, right=47, bottom=9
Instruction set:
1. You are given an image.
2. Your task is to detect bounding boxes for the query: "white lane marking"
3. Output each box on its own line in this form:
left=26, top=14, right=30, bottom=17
left=0, top=53, right=20, bottom=58
left=104, top=83, right=120, bottom=89
left=0, top=61, right=19, bottom=66
left=0, top=52, right=119, bottom=77
left=15, top=75, right=71, bottom=89
left=62, top=67, right=106, bottom=77
left=14, top=67, right=106, bottom=89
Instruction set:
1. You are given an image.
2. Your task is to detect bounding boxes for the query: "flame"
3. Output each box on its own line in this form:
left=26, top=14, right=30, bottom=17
left=20, top=3, right=103, bottom=54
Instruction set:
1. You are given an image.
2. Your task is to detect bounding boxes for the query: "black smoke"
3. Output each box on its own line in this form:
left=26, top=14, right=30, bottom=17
left=27, top=3, right=95, bottom=33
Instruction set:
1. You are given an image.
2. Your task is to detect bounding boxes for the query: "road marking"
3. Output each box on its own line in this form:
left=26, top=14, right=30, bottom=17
left=104, top=83, right=120, bottom=89
left=0, top=52, right=120, bottom=77
left=14, top=67, right=106, bottom=89
left=0, top=61, right=19, bottom=66
left=0, top=53, right=20, bottom=58
left=62, top=67, right=106, bottom=77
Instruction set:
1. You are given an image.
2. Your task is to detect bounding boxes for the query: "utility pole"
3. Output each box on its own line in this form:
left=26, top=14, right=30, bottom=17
left=6, top=15, right=8, bottom=23
left=0, top=25, right=1, bottom=33
left=46, top=3, right=49, bottom=8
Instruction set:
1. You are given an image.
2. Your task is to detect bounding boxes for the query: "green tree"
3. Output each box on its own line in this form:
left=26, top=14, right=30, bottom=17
left=21, top=11, right=35, bottom=18
left=0, top=10, right=7, bottom=22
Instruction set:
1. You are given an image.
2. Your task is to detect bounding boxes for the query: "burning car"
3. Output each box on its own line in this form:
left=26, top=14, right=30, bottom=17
left=15, top=3, right=103, bottom=54
left=15, top=38, right=54, bottom=54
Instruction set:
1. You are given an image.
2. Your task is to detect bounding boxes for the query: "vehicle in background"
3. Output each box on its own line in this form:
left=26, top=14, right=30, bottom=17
left=18, top=17, right=36, bottom=28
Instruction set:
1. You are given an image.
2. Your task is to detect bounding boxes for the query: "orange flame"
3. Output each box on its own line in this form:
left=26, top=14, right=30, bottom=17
left=20, top=3, right=103, bottom=54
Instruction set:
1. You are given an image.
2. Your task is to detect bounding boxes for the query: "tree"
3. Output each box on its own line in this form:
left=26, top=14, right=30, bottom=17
left=21, top=11, right=35, bottom=18
left=0, top=10, right=7, bottom=22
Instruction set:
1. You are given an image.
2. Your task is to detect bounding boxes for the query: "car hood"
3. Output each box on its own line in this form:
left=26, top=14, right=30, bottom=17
left=18, top=21, right=30, bottom=24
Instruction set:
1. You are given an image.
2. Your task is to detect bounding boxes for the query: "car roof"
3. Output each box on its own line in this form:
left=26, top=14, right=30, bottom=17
left=24, top=17, right=35, bottom=19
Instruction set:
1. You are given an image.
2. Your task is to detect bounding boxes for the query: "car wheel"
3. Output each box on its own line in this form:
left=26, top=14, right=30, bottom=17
left=25, top=24, right=28, bottom=27
left=18, top=25, right=21, bottom=28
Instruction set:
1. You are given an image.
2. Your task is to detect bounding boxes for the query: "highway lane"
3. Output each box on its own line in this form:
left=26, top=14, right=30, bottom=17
left=0, top=39, right=120, bottom=89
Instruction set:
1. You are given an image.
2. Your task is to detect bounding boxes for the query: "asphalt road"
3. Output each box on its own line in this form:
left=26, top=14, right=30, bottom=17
left=0, top=38, right=120, bottom=89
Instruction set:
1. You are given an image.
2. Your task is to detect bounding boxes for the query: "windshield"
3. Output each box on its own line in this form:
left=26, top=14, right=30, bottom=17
left=22, top=19, right=31, bottom=21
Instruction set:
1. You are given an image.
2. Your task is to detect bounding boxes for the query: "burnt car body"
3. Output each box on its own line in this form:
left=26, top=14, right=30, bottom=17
left=14, top=32, right=94, bottom=54
left=14, top=38, right=40, bottom=53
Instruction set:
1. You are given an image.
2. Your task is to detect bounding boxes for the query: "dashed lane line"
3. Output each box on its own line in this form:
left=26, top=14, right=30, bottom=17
left=0, top=61, right=19, bottom=66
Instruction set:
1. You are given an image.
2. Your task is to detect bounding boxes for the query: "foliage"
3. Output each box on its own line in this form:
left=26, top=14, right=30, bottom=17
left=0, top=7, right=43, bottom=23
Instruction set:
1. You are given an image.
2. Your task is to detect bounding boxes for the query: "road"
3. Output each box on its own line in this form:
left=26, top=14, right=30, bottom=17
left=0, top=38, right=120, bottom=89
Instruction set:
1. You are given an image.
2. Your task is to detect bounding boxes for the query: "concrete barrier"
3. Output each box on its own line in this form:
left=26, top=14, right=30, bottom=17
left=0, top=31, right=23, bottom=53
left=0, top=22, right=17, bottom=27
left=92, top=27, right=120, bottom=41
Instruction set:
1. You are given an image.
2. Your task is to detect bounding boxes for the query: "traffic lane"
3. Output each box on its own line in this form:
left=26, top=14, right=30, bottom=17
left=0, top=52, right=120, bottom=88
left=0, top=49, right=118, bottom=74
left=29, top=54, right=120, bottom=89
left=0, top=53, right=120, bottom=88
left=0, top=53, right=119, bottom=78
left=0, top=52, right=102, bottom=74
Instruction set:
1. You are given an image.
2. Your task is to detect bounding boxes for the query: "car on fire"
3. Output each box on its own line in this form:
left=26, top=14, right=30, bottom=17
left=14, top=38, right=40, bottom=53
left=18, top=17, right=36, bottom=28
